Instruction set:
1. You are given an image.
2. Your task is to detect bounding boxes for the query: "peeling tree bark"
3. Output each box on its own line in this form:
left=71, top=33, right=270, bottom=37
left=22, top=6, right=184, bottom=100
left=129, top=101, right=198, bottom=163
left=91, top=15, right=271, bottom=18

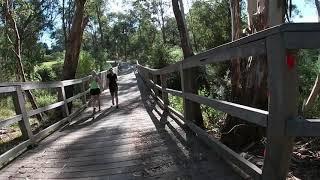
left=221, top=0, right=284, bottom=149
left=229, top=0, right=242, bottom=103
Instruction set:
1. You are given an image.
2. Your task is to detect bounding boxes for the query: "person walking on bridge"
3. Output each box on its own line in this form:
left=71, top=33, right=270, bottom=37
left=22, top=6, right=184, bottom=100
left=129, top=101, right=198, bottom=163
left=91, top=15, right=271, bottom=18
left=90, top=71, right=102, bottom=114
left=107, top=68, right=119, bottom=108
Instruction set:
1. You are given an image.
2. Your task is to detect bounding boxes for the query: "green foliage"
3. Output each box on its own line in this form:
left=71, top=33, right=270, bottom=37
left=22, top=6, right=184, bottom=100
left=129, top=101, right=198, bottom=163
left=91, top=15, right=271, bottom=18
left=33, top=89, right=57, bottom=108
left=187, top=0, right=231, bottom=52
left=34, top=60, right=63, bottom=82
left=94, top=50, right=111, bottom=71
left=76, top=51, right=96, bottom=78
left=168, top=46, right=183, bottom=63
left=0, top=108, right=15, bottom=120
left=198, top=88, right=226, bottom=129
left=150, top=43, right=170, bottom=68
left=0, top=97, right=15, bottom=119
left=35, top=94, right=57, bottom=108
left=0, top=0, right=58, bottom=82
left=168, top=95, right=183, bottom=113
left=297, top=49, right=320, bottom=118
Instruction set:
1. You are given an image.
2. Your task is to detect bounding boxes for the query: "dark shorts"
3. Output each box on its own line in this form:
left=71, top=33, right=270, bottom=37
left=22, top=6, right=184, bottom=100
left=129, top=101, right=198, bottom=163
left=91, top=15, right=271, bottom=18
left=109, top=85, right=118, bottom=96
left=90, top=88, right=101, bottom=95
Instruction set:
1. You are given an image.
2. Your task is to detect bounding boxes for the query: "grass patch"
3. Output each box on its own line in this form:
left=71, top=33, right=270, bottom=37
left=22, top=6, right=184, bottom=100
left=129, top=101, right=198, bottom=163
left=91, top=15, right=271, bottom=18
left=0, top=108, right=15, bottom=120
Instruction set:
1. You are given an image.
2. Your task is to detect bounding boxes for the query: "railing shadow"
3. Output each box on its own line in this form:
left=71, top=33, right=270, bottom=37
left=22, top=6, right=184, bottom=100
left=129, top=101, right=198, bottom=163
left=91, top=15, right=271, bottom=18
left=135, top=73, right=221, bottom=178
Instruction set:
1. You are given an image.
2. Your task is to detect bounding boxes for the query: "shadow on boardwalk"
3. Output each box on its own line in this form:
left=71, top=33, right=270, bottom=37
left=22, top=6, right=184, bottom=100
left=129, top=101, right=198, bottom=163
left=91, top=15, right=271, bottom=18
left=0, top=71, right=240, bottom=180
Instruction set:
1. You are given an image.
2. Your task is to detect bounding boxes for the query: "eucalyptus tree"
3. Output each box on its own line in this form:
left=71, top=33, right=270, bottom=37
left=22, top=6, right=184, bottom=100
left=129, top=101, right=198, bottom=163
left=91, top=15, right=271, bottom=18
left=172, top=0, right=204, bottom=127
left=61, top=0, right=89, bottom=106
left=2, top=0, right=58, bottom=121
left=221, top=0, right=295, bottom=149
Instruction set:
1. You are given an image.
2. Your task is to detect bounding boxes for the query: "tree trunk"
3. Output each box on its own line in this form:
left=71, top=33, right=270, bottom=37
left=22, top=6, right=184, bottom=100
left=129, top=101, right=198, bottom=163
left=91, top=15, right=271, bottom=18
left=4, top=0, right=43, bottom=122
left=172, top=0, right=204, bottom=127
left=172, top=0, right=193, bottom=57
left=229, top=0, right=242, bottom=103
left=316, top=0, right=320, bottom=21
left=303, top=0, right=320, bottom=112
left=221, top=0, right=284, bottom=149
left=159, top=0, right=167, bottom=43
left=62, top=0, right=88, bottom=111
left=95, top=3, right=105, bottom=48
left=62, top=0, right=68, bottom=47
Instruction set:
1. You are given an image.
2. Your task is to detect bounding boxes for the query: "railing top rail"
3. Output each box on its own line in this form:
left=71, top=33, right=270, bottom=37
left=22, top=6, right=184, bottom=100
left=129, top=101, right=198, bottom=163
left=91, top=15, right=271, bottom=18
left=138, top=23, right=320, bottom=75
left=0, top=86, right=17, bottom=93
left=0, top=69, right=110, bottom=91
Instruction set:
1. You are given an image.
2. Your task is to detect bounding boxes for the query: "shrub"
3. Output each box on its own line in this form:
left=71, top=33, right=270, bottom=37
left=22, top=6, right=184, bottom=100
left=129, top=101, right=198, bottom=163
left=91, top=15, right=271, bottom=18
left=33, top=89, right=57, bottom=108
left=36, top=94, right=57, bottom=108
left=76, top=51, right=96, bottom=78
left=168, top=95, right=183, bottom=113
left=0, top=108, right=15, bottom=120
left=35, top=60, right=63, bottom=82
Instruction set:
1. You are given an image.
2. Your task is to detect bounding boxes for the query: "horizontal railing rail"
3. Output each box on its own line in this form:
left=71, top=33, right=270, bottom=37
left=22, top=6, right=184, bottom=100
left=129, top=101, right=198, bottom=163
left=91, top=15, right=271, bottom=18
left=0, top=69, right=111, bottom=168
left=137, top=23, right=320, bottom=180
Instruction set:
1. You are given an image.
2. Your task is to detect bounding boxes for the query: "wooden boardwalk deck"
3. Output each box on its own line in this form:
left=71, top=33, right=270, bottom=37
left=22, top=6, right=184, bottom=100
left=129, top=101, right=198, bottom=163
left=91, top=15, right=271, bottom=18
left=0, top=69, right=240, bottom=179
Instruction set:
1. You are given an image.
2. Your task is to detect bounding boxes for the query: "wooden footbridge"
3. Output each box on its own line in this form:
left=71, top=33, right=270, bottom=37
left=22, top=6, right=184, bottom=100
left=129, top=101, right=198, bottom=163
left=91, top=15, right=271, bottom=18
left=0, top=23, right=320, bottom=179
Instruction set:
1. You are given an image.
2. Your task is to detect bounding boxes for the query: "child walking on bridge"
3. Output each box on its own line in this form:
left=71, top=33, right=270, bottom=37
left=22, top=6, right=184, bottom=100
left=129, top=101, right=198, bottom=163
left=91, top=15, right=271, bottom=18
left=90, top=71, right=102, bottom=114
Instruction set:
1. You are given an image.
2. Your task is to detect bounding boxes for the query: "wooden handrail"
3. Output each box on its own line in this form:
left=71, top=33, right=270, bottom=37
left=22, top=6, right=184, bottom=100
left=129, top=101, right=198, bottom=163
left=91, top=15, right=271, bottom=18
left=0, top=67, right=114, bottom=168
left=137, top=23, right=320, bottom=180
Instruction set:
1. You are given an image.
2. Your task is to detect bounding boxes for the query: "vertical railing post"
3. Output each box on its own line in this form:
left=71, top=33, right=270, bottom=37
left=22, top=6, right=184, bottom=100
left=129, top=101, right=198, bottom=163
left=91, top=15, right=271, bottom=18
left=180, top=63, right=195, bottom=148
left=81, top=80, right=86, bottom=104
left=160, top=74, right=169, bottom=110
left=180, top=64, right=187, bottom=120
left=58, top=83, right=69, bottom=118
left=180, top=63, right=203, bottom=123
left=100, top=72, right=105, bottom=90
left=153, top=74, right=158, bottom=96
left=141, top=68, right=146, bottom=82
left=13, top=86, right=34, bottom=143
left=102, top=72, right=106, bottom=90
left=105, top=71, right=108, bottom=89
left=148, top=72, right=153, bottom=92
left=262, top=34, right=298, bottom=180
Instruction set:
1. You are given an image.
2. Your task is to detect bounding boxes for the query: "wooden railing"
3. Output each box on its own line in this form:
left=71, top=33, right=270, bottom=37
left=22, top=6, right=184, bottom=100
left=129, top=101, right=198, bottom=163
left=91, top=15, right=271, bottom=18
left=137, top=23, right=320, bottom=180
left=0, top=69, right=111, bottom=168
